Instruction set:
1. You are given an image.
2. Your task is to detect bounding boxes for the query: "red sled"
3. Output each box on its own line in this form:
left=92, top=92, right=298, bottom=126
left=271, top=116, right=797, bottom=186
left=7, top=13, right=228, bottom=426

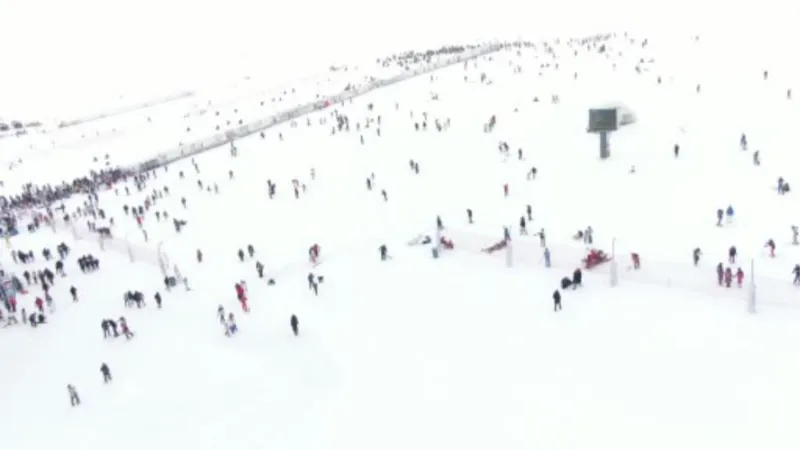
left=583, top=249, right=610, bottom=269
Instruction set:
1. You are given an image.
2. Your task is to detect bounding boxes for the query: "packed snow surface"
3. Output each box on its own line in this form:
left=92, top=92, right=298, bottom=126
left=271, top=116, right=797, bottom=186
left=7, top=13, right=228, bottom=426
left=2, top=33, right=800, bottom=449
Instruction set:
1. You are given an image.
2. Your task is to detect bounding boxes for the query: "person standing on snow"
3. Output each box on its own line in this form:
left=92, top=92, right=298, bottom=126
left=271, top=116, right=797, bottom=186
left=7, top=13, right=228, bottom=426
left=735, top=268, right=744, bottom=287
left=67, top=385, right=80, bottom=407
left=100, top=363, right=112, bottom=383
left=290, top=314, right=299, bottom=336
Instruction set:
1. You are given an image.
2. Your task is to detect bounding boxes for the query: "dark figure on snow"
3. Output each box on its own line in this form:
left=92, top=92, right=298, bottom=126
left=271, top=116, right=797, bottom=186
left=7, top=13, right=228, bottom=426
left=238, top=249, right=245, bottom=262
left=572, top=268, right=582, bottom=289
left=256, top=261, right=264, bottom=278
left=100, top=363, right=112, bottom=383
left=68, top=384, right=80, bottom=407
left=793, top=264, right=800, bottom=285
left=379, top=244, right=389, bottom=261
left=70, top=286, right=78, bottom=302
left=560, top=277, right=572, bottom=290
left=553, top=290, right=562, bottom=312
left=290, top=314, right=299, bottom=336
left=247, top=244, right=255, bottom=258
left=466, top=208, right=473, bottom=224
left=308, top=273, right=318, bottom=295
left=155, top=292, right=162, bottom=309
left=692, top=248, right=702, bottom=267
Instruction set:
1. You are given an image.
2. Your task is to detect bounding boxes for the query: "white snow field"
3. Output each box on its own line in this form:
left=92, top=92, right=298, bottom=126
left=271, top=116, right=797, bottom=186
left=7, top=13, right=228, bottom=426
left=3, top=33, right=800, bottom=450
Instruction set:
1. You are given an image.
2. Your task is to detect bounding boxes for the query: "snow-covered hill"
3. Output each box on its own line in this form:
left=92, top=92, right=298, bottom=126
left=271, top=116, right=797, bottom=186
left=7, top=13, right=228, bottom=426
left=2, top=32, right=800, bottom=449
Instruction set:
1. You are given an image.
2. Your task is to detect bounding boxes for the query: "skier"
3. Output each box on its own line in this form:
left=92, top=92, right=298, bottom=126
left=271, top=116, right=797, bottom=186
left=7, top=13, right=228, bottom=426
left=119, top=317, right=134, bottom=339
left=225, top=313, right=237, bottom=336
left=793, top=264, right=800, bottom=285
left=725, top=205, right=734, bottom=224
left=792, top=225, right=799, bottom=245
left=309, top=244, right=320, bottom=265
left=197, top=249, right=203, bottom=263
left=716, top=209, right=724, bottom=227
left=543, top=248, right=551, bottom=268
left=290, top=314, right=299, bottom=336
left=526, top=204, right=532, bottom=221
left=256, top=261, right=264, bottom=278
left=154, top=292, right=162, bottom=309
left=236, top=283, right=248, bottom=312
left=673, top=143, right=679, bottom=158
left=247, top=244, right=255, bottom=258
left=553, top=290, right=562, bottom=312
left=692, top=248, right=702, bottom=266
left=724, top=267, right=733, bottom=288
left=237, top=249, right=245, bottom=262
left=379, top=244, right=389, bottom=261
left=217, top=305, right=226, bottom=324
left=67, top=384, right=80, bottom=407
left=466, top=208, right=473, bottom=224
left=631, top=252, right=641, bottom=270
left=519, top=217, right=527, bottom=235
left=308, top=273, right=318, bottom=296
left=70, top=286, right=78, bottom=302
left=728, top=246, right=737, bottom=264
left=753, top=150, right=760, bottom=166
left=583, top=226, right=594, bottom=244
left=536, top=229, right=546, bottom=247
left=716, top=262, right=724, bottom=286
left=766, top=239, right=776, bottom=257
left=503, top=183, right=509, bottom=198
left=572, top=268, right=582, bottom=289
left=735, top=268, right=744, bottom=288
left=100, top=363, right=112, bottom=383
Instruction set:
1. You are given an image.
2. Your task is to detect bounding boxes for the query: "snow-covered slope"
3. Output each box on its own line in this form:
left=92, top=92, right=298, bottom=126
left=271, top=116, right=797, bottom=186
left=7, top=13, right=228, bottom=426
left=2, top=33, right=800, bottom=449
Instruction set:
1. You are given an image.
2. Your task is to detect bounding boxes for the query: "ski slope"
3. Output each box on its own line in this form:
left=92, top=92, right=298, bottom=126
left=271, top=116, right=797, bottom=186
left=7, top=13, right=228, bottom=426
left=3, top=33, right=800, bottom=450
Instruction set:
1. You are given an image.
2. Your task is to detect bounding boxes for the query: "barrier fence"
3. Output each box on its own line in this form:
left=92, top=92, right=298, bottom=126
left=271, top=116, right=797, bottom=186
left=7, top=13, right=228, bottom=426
left=129, top=43, right=503, bottom=172
left=441, top=227, right=795, bottom=311
left=53, top=219, right=172, bottom=279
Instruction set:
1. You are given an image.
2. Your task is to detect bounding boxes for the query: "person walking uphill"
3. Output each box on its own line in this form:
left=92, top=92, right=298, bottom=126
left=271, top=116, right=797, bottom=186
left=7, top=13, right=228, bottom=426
left=100, top=363, right=112, bottom=383
left=67, top=384, right=80, bottom=406
left=290, top=314, right=299, bottom=336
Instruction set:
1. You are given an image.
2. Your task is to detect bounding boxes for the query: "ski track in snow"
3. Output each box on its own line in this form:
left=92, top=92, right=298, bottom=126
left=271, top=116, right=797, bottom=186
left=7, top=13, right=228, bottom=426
left=3, top=34, right=800, bottom=450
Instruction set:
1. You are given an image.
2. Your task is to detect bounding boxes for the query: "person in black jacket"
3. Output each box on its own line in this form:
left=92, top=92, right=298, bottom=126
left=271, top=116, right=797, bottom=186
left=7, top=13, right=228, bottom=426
left=100, top=363, right=112, bottom=383
left=290, top=314, right=299, bottom=336
left=572, top=268, right=582, bottom=289
left=553, top=290, right=562, bottom=311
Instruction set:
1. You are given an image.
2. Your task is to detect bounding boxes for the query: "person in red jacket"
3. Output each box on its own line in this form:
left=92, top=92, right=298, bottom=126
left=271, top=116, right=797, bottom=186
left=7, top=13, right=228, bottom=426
left=724, top=267, right=733, bottom=288
left=34, top=297, right=44, bottom=313
left=631, top=252, right=641, bottom=270
left=235, top=283, right=249, bottom=312
left=736, top=268, right=745, bottom=287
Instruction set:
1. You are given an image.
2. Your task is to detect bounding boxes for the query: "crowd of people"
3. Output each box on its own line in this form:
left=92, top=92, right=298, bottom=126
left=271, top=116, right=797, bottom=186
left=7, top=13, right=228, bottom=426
left=1, top=31, right=797, bottom=416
